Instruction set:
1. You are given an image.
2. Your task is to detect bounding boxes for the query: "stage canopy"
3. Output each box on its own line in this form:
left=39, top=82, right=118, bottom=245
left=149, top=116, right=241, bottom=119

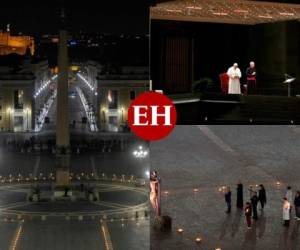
left=150, top=0, right=300, bottom=25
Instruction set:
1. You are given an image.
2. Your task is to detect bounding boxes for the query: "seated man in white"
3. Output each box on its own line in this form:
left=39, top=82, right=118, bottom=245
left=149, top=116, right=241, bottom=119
left=227, top=63, right=242, bottom=94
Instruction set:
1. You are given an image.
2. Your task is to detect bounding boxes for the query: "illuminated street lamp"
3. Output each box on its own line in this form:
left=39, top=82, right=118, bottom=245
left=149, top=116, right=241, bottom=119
left=119, top=107, right=124, bottom=123
left=133, top=146, right=148, bottom=159
left=25, top=108, right=30, bottom=131
left=6, top=107, right=12, bottom=132
left=101, top=108, right=106, bottom=123
left=145, top=170, right=150, bottom=178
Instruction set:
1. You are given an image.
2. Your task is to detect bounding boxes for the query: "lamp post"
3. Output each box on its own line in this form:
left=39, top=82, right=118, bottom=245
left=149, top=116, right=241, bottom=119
left=133, top=146, right=148, bottom=159
left=7, top=107, right=12, bottom=132
left=102, top=108, right=106, bottom=123
left=25, top=108, right=30, bottom=131
left=101, top=108, right=106, bottom=131
left=119, top=107, right=124, bottom=123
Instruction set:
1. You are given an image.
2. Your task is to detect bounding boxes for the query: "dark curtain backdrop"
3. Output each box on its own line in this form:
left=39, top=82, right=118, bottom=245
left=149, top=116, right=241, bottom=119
left=151, top=20, right=300, bottom=95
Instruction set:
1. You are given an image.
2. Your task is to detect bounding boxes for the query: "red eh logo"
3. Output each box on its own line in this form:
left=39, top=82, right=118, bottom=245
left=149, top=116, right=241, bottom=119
left=128, top=92, right=177, bottom=141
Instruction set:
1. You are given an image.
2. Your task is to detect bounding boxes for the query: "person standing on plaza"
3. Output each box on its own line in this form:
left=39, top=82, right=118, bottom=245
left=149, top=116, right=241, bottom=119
left=237, top=181, right=244, bottom=209
left=294, top=191, right=300, bottom=221
left=245, top=202, right=252, bottom=229
left=251, top=192, right=259, bottom=220
left=286, top=186, right=293, bottom=212
left=225, top=187, right=232, bottom=214
left=283, top=197, right=291, bottom=226
left=258, top=184, right=267, bottom=210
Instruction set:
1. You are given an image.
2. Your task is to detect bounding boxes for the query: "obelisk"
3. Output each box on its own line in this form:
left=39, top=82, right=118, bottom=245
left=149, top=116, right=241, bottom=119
left=56, top=7, right=70, bottom=186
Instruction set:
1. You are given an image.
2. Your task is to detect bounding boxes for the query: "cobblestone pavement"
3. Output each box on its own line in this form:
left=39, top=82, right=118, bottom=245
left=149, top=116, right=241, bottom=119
left=0, top=134, right=150, bottom=250
left=150, top=125, right=300, bottom=250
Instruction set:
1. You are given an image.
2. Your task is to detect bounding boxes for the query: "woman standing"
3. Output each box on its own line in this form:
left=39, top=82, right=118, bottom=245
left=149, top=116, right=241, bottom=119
left=258, top=184, right=267, bottom=210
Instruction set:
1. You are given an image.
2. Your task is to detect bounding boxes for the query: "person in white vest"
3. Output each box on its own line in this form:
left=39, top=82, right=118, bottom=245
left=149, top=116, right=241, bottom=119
left=283, top=197, right=291, bottom=226
left=227, top=63, right=242, bottom=94
left=286, top=186, right=293, bottom=212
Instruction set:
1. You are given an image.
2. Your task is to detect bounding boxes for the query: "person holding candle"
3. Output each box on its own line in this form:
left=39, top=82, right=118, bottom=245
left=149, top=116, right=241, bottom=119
left=283, top=197, right=291, bottom=226
left=245, top=202, right=252, bottom=229
left=286, top=186, right=293, bottom=213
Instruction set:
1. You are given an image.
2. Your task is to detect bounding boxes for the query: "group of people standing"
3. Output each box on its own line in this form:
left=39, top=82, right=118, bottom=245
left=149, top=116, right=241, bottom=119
left=224, top=183, right=300, bottom=229
left=282, top=186, right=300, bottom=226
left=227, top=61, right=257, bottom=95
left=2, top=136, right=129, bottom=154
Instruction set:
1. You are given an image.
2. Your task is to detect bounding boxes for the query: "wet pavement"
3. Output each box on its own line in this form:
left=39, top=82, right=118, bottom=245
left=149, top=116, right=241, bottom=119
left=43, top=84, right=88, bottom=132
left=0, top=132, right=150, bottom=250
left=150, top=125, right=300, bottom=250
left=0, top=217, right=149, bottom=250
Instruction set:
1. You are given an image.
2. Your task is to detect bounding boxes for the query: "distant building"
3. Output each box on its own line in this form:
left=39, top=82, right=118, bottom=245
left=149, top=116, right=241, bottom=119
left=97, top=66, right=149, bottom=132
left=76, top=63, right=149, bottom=132
left=0, top=54, right=50, bottom=132
left=0, top=25, right=35, bottom=56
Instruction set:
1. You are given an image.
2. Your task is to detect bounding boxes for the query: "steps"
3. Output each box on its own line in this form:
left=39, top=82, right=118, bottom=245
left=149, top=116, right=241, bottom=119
left=175, top=93, right=300, bottom=123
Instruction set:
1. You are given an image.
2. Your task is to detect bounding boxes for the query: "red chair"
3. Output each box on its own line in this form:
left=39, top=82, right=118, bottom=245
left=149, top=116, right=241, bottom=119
left=219, top=73, right=229, bottom=94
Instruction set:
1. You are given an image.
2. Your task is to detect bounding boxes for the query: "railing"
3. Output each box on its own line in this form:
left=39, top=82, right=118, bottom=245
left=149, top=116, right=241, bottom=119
left=76, top=86, right=98, bottom=132
left=35, top=90, right=57, bottom=132
left=76, top=72, right=97, bottom=93
left=34, top=74, right=57, bottom=99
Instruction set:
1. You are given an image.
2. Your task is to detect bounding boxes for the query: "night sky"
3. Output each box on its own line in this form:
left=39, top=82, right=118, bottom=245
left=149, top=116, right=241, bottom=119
left=0, top=0, right=152, bottom=34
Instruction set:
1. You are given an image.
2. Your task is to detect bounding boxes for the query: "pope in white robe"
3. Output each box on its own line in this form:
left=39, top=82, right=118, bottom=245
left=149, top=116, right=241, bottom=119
left=227, top=63, right=242, bottom=94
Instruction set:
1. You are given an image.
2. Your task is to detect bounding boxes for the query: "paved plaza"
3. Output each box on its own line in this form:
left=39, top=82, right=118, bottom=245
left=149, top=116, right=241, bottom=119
left=150, top=125, right=300, bottom=250
left=0, top=133, right=149, bottom=250
left=43, top=84, right=90, bottom=132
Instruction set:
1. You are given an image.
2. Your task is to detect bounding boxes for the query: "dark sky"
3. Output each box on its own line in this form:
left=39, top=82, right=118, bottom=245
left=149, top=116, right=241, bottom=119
left=0, top=0, right=152, bottom=34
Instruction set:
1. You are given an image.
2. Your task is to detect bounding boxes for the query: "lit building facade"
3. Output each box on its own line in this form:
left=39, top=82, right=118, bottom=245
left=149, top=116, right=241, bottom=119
left=0, top=25, right=35, bottom=56
left=0, top=60, right=50, bottom=132
left=0, top=72, right=34, bottom=132
left=97, top=66, right=149, bottom=132
left=77, top=63, right=149, bottom=132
